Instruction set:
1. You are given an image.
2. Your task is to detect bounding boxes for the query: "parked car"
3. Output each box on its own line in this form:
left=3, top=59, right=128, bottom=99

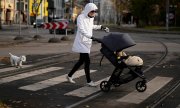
left=49, top=19, right=75, bottom=34
left=33, top=19, right=44, bottom=28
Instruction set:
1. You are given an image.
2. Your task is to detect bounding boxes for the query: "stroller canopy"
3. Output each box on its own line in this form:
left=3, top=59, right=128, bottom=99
left=101, top=33, right=136, bottom=52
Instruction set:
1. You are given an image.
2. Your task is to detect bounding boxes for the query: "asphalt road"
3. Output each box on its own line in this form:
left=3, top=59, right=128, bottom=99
left=0, top=51, right=163, bottom=108
left=0, top=25, right=180, bottom=108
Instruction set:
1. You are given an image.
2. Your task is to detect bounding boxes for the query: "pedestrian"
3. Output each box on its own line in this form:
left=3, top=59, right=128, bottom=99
left=67, top=3, right=109, bottom=86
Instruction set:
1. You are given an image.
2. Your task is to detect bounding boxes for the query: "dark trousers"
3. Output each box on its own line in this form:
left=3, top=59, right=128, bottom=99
left=68, top=53, right=91, bottom=83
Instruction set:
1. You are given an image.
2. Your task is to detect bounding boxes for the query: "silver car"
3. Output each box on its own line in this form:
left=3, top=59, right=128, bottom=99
left=33, top=19, right=44, bottom=28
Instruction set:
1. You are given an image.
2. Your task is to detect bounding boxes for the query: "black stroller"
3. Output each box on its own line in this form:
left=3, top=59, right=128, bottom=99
left=93, top=33, right=147, bottom=92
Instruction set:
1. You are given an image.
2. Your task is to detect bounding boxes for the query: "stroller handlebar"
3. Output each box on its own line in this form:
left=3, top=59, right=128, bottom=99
left=91, top=37, right=102, bottom=43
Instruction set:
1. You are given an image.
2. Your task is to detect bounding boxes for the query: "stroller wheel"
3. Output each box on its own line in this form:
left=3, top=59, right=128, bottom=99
left=100, top=81, right=111, bottom=92
left=136, top=81, right=147, bottom=92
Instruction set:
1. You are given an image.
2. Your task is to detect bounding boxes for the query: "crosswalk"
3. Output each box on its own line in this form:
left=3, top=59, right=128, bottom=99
left=117, top=76, right=173, bottom=104
left=0, top=67, right=63, bottom=84
left=19, top=69, right=97, bottom=91
left=64, top=77, right=110, bottom=97
left=0, top=65, right=174, bottom=105
left=0, top=65, right=33, bottom=73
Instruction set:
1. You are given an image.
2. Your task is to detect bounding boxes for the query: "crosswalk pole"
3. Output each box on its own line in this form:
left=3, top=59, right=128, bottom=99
left=66, top=29, right=67, bottom=36
left=54, top=29, right=56, bottom=38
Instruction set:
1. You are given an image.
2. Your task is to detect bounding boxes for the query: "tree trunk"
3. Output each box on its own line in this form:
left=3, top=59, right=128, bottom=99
left=0, top=1, right=2, bottom=29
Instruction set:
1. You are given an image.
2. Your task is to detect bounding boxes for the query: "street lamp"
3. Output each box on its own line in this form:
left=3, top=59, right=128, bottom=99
left=19, top=0, right=22, bottom=37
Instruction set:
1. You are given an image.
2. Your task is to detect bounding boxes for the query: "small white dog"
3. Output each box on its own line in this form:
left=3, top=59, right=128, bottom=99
left=9, top=53, right=26, bottom=68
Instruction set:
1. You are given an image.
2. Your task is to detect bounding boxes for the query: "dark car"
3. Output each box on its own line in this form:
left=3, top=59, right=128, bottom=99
left=33, top=19, right=44, bottom=28
left=49, top=19, right=75, bottom=34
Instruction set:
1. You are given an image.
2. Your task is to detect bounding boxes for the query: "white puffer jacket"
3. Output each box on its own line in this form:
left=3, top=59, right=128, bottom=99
left=72, top=3, right=102, bottom=53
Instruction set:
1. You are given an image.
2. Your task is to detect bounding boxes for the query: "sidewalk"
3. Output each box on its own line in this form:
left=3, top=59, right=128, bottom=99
left=0, top=24, right=73, bottom=48
left=0, top=35, right=74, bottom=56
left=118, top=27, right=180, bottom=34
left=0, top=34, right=173, bottom=57
left=109, top=24, right=180, bottom=34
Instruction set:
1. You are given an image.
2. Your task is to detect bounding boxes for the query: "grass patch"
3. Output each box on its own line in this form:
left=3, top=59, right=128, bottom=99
left=144, top=26, right=161, bottom=29
left=168, top=27, right=180, bottom=31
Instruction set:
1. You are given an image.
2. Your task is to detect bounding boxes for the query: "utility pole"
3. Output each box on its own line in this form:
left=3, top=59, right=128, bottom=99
left=62, top=0, right=65, bottom=19
left=19, top=0, right=22, bottom=37
left=70, top=0, right=73, bottom=20
left=27, top=0, right=30, bottom=27
left=166, top=0, right=169, bottom=31
left=35, top=0, right=42, bottom=35
left=35, top=1, right=38, bottom=36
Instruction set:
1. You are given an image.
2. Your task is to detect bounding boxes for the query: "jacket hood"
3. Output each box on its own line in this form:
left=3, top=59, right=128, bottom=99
left=83, top=3, right=98, bottom=17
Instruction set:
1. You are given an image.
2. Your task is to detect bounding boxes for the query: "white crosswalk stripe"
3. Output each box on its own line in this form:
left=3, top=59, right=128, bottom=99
left=19, top=69, right=97, bottom=91
left=64, top=77, right=110, bottom=97
left=0, top=67, right=63, bottom=84
left=116, top=76, right=173, bottom=104
left=0, top=65, right=175, bottom=106
left=0, top=65, right=33, bottom=73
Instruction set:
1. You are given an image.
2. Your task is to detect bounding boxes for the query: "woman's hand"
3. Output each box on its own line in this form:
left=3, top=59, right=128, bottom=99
left=101, top=26, right=110, bottom=33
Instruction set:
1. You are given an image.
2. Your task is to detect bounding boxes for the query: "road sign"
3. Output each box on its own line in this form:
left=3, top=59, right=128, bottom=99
left=43, top=22, right=68, bottom=29
left=169, top=13, right=175, bottom=20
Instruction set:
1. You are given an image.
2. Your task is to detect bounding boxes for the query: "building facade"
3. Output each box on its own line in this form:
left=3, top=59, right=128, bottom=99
left=0, top=0, right=15, bottom=24
left=0, top=0, right=48, bottom=24
left=14, top=0, right=28, bottom=24
left=29, top=0, right=48, bottom=24
left=47, top=0, right=64, bottom=22
left=47, top=0, right=83, bottom=22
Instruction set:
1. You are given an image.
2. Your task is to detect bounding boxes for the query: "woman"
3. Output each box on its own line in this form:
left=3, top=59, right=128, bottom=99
left=67, top=3, right=109, bottom=87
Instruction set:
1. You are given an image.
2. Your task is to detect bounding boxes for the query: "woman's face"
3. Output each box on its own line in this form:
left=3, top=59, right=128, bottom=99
left=88, top=10, right=97, bottom=18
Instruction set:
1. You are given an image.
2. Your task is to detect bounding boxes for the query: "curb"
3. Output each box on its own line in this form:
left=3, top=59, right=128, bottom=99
left=0, top=40, right=33, bottom=48
left=110, top=26, right=180, bottom=35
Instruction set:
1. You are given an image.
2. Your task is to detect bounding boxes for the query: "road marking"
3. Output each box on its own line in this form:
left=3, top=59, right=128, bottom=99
left=117, top=76, right=173, bottom=104
left=64, top=77, right=110, bottom=97
left=0, top=65, right=33, bottom=73
left=0, top=67, right=63, bottom=84
left=19, top=69, right=97, bottom=91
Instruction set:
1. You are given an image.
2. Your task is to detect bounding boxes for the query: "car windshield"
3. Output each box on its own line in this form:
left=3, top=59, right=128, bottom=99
left=36, top=19, right=43, bottom=22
